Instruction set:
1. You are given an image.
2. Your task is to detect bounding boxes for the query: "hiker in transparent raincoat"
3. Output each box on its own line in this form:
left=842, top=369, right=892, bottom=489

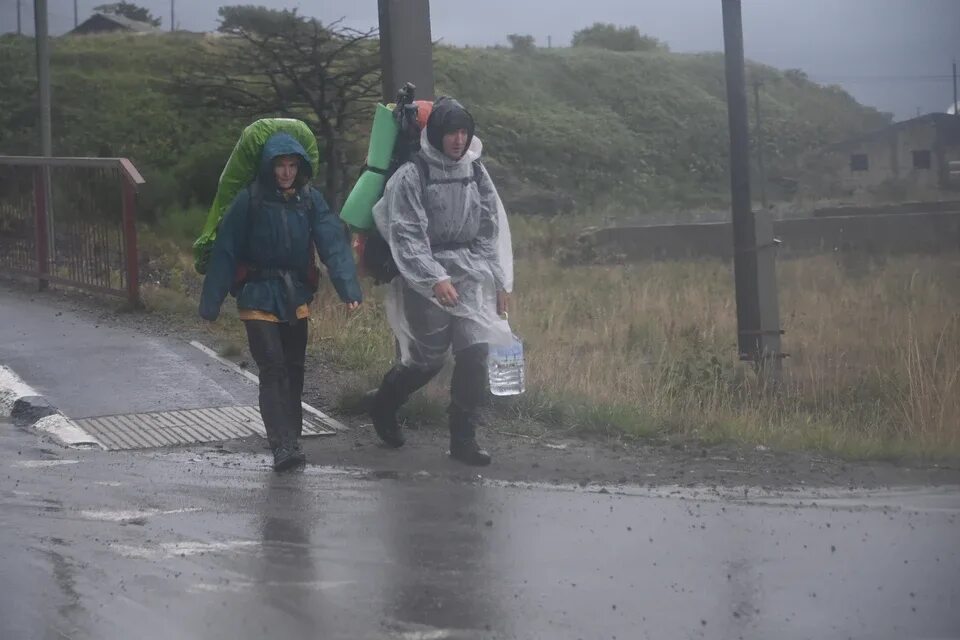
left=369, top=97, right=514, bottom=466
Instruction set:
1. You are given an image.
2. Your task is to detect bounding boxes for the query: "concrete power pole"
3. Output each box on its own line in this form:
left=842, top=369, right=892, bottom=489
left=377, top=0, right=434, bottom=103
left=753, top=79, right=768, bottom=209
left=171, top=0, right=174, bottom=32
left=953, top=59, right=958, bottom=117
left=721, top=0, right=782, bottom=378
left=34, top=0, right=52, bottom=159
left=74, top=0, right=78, bottom=28
left=34, top=0, right=54, bottom=287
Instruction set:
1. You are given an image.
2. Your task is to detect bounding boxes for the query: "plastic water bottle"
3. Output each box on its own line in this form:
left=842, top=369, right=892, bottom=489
left=488, top=322, right=525, bottom=396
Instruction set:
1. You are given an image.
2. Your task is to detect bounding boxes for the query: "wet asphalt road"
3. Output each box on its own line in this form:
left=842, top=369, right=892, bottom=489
left=2, top=420, right=959, bottom=640
left=0, top=289, right=257, bottom=418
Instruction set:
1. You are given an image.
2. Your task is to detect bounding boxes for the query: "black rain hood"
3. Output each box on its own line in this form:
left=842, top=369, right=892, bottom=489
left=426, top=97, right=475, bottom=157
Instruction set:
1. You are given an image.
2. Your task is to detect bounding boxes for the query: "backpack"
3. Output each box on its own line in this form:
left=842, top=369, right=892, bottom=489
left=194, top=118, right=321, bottom=275
left=230, top=182, right=321, bottom=296
left=363, top=156, right=485, bottom=285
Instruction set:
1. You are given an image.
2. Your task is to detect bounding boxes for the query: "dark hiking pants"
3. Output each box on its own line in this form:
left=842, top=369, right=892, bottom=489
left=244, top=319, right=308, bottom=451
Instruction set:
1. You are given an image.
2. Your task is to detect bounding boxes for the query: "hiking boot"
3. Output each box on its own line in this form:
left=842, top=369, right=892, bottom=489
left=449, top=437, right=492, bottom=466
left=368, top=366, right=440, bottom=448
left=272, top=446, right=304, bottom=472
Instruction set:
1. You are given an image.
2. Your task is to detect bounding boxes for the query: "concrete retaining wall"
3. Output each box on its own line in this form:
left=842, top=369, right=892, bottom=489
left=575, top=211, right=960, bottom=263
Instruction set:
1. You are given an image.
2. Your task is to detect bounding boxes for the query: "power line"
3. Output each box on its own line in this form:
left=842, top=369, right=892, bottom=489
left=815, top=74, right=953, bottom=82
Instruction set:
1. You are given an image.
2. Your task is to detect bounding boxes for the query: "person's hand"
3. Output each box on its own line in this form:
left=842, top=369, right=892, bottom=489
left=433, top=279, right=459, bottom=307
left=346, top=301, right=361, bottom=311
left=496, top=290, right=510, bottom=317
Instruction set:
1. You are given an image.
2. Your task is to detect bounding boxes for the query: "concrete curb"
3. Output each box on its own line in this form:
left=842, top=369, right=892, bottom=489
left=0, top=365, right=104, bottom=450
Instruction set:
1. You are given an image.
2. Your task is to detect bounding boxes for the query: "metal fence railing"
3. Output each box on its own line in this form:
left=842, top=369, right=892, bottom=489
left=0, top=156, right=145, bottom=305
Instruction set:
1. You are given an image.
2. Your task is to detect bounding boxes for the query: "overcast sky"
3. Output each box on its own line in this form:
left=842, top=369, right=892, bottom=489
left=3, top=0, right=958, bottom=119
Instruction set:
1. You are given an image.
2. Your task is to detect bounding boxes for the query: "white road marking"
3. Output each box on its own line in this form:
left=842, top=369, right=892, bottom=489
left=189, top=340, right=348, bottom=432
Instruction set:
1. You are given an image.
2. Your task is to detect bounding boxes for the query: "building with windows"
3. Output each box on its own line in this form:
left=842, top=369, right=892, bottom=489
left=809, top=113, right=960, bottom=195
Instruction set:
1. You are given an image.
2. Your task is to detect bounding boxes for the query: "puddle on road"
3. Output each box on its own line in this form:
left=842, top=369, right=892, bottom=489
left=79, top=507, right=202, bottom=523
left=12, top=459, right=79, bottom=469
left=187, top=579, right=355, bottom=595
left=111, top=539, right=260, bottom=560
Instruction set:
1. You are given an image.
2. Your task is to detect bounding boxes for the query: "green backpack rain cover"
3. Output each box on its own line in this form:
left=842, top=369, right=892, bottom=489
left=193, top=118, right=321, bottom=275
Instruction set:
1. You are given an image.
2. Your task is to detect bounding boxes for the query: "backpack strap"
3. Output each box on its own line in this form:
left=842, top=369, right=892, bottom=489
left=298, top=185, right=316, bottom=230
left=410, top=156, right=486, bottom=209
left=412, top=155, right=430, bottom=208
left=472, top=159, right=485, bottom=188
left=245, top=183, right=264, bottom=252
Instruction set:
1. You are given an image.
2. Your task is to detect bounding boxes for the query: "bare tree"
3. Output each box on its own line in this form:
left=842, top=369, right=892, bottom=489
left=180, top=6, right=381, bottom=207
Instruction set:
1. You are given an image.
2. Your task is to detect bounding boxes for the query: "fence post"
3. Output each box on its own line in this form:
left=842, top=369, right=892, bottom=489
left=121, top=178, right=141, bottom=307
left=33, top=166, right=49, bottom=291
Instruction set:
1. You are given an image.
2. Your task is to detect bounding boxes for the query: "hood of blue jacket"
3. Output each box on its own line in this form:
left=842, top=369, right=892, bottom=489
left=259, top=133, right=313, bottom=186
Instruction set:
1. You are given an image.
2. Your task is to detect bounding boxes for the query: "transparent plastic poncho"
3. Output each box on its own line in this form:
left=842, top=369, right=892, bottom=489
left=373, top=130, right=514, bottom=368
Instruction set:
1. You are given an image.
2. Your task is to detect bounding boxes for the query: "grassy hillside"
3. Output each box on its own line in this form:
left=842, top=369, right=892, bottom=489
left=0, top=33, right=244, bottom=219
left=436, top=46, right=890, bottom=211
left=0, top=33, right=890, bottom=219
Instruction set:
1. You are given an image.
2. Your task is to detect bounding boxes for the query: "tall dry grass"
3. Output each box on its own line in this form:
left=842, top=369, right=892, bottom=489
left=306, top=251, right=959, bottom=458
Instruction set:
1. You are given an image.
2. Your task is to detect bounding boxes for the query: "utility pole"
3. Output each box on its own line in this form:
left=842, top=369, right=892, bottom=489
left=34, top=0, right=52, bottom=159
left=171, top=0, right=174, bottom=32
left=74, top=0, right=78, bottom=28
left=548, top=35, right=552, bottom=49
left=377, top=0, right=434, bottom=102
left=17, top=0, right=22, bottom=35
left=34, top=0, right=54, bottom=288
left=953, top=59, right=958, bottom=117
left=752, top=78, right=768, bottom=209
left=721, top=0, right=782, bottom=378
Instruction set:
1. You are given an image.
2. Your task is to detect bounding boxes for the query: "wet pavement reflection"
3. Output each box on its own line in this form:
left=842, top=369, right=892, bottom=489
left=1, top=424, right=958, bottom=640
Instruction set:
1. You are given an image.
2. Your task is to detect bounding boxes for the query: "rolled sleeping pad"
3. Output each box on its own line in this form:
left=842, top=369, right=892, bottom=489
left=340, top=104, right=399, bottom=230
left=193, top=118, right=321, bottom=274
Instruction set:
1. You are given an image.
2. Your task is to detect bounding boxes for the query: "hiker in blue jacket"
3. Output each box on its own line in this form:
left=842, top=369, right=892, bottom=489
left=200, top=133, right=363, bottom=471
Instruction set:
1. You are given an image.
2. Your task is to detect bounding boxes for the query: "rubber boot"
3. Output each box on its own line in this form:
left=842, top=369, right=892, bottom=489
left=369, top=364, right=439, bottom=448
left=449, top=411, right=491, bottom=466
left=272, top=445, right=303, bottom=472
left=448, top=344, right=491, bottom=466
left=290, top=442, right=306, bottom=465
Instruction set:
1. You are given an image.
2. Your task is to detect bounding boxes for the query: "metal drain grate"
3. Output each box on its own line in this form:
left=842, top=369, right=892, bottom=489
left=74, top=406, right=335, bottom=451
